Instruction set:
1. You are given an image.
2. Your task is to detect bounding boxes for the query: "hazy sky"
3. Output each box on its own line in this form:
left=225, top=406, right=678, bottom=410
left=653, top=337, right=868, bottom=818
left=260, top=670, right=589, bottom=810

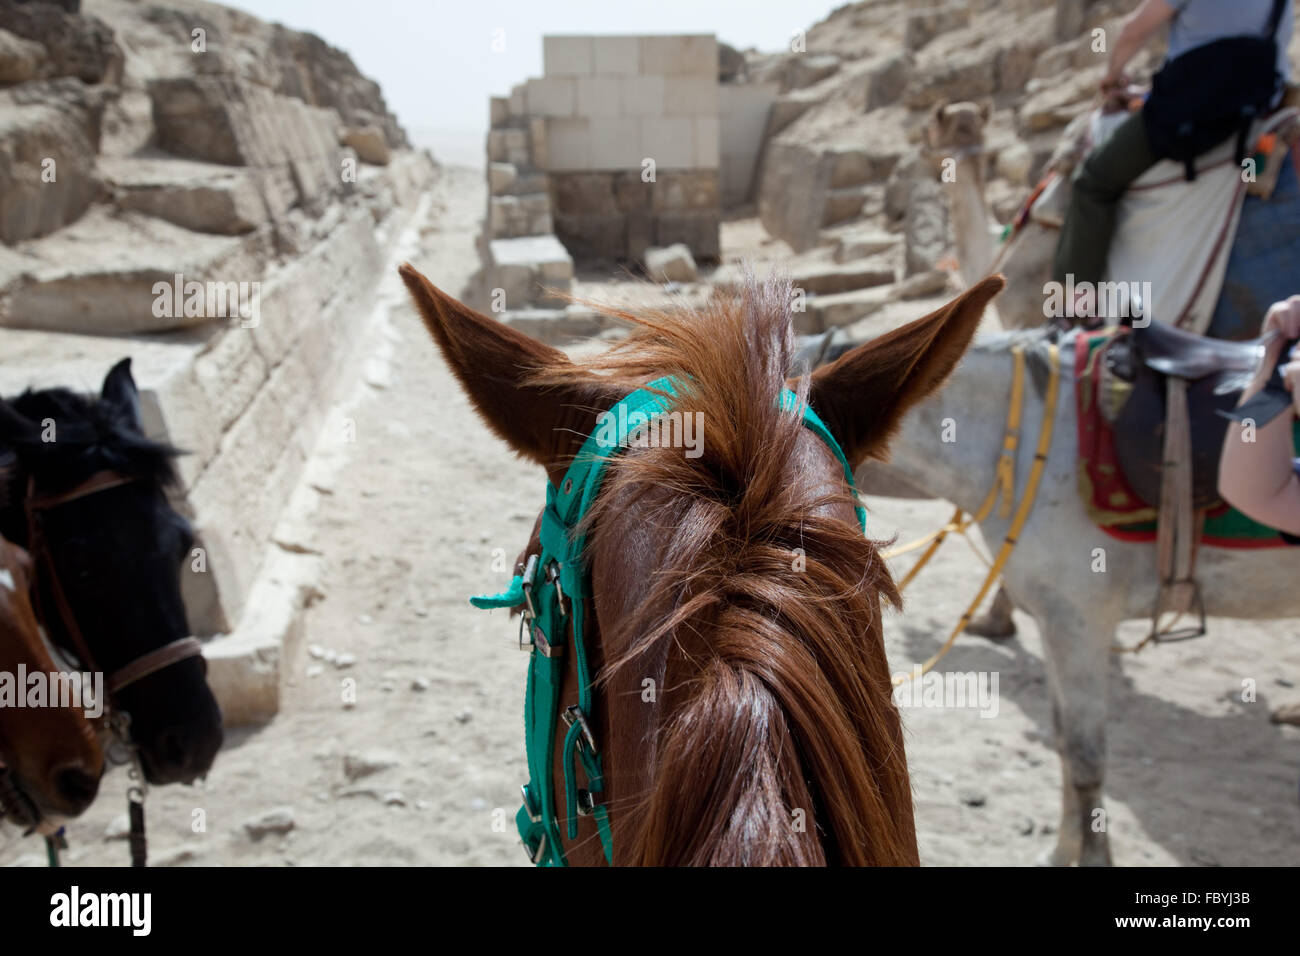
left=221, top=0, right=843, bottom=164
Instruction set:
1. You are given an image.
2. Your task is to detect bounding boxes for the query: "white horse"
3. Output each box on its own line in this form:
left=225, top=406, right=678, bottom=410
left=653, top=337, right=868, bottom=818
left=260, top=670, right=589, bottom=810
left=875, top=328, right=1298, bottom=866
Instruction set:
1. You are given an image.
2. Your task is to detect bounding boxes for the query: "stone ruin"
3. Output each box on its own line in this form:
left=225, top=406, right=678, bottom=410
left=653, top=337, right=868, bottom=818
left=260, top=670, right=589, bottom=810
left=483, top=34, right=777, bottom=317
left=0, top=0, right=436, bottom=724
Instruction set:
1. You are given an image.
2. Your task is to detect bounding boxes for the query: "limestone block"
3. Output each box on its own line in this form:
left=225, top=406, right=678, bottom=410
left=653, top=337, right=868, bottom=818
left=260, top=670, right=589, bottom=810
left=588, top=116, right=641, bottom=170
left=644, top=243, right=698, bottom=283
left=787, top=53, right=840, bottom=91
left=827, top=146, right=900, bottom=188
left=490, top=96, right=509, bottom=126
left=551, top=172, right=618, bottom=216
left=553, top=212, right=627, bottom=260
left=789, top=260, right=895, bottom=295
left=758, top=140, right=832, bottom=252
left=576, top=75, right=623, bottom=116
left=340, top=125, right=390, bottom=165
left=525, top=76, right=576, bottom=117
left=664, top=75, right=718, bottom=116
left=614, top=172, right=653, bottom=212
left=0, top=1, right=121, bottom=84
left=641, top=35, right=716, bottom=76
left=904, top=4, right=973, bottom=51
left=651, top=170, right=718, bottom=212
left=106, top=158, right=269, bottom=236
left=592, top=36, right=640, bottom=75
left=546, top=118, right=590, bottom=171
left=654, top=211, right=720, bottom=260
left=640, top=116, right=694, bottom=170
left=0, top=27, right=45, bottom=84
left=0, top=98, right=102, bottom=242
left=509, top=83, right=526, bottom=117
left=621, top=74, right=665, bottom=116
left=865, top=53, right=913, bottom=110
left=718, top=82, right=777, bottom=207
left=489, top=161, right=518, bottom=195
left=488, top=235, right=575, bottom=308
left=501, top=127, right=529, bottom=166
left=834, top=229, right=900, bottom=263
left=694, top=117, right=720, bottom=168
left=543, top=36, right=593, bottom=75
left=529, top=117, right=548, bottom=169
left=625, top=211, right=653, bottom=261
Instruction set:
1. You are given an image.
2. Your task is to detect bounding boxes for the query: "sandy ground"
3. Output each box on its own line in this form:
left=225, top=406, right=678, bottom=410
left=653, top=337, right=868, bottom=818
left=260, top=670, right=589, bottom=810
left=3, top=165, right=1298, bottom=867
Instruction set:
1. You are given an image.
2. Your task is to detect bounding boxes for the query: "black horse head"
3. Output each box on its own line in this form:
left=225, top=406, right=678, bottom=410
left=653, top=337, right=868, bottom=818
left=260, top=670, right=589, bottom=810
left=0, top=359, right=222, bottom=785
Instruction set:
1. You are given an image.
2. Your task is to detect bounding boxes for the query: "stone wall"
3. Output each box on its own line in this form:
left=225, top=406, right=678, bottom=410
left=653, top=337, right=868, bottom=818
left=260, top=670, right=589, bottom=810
left=483, top=33, right=724, bottom=294
left=719, top=82, right=778, bottom=207
left=0, top=0, right=436, bottom=725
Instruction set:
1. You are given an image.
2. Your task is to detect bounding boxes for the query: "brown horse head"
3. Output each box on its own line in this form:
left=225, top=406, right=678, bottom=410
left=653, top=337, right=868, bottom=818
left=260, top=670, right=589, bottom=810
left=401, top=263, right=1003, bottom=865
left=0, top=531, right=104, bottom=823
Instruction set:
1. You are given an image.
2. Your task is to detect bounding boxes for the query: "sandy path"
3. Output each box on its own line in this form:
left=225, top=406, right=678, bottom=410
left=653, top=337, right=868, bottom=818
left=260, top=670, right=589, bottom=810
left=3, top=165, right=1297, bottom=867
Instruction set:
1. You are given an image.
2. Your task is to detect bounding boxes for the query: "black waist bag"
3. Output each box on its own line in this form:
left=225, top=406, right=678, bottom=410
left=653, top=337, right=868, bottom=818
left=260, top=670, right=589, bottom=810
left=1142, top=0, right=1286, bottom=181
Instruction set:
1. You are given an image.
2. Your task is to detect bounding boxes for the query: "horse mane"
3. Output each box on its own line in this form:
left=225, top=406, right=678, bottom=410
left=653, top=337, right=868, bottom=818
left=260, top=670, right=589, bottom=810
left=531, top=274, right=917, bottom=866
left=1, top=388, right=180, bottom=494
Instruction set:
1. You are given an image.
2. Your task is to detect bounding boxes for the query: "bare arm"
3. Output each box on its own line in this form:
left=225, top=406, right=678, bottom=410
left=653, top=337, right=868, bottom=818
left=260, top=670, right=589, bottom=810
left=1218, top=298, right=1300, bottom=534
left=1102, top=0, right=1177, bottom=87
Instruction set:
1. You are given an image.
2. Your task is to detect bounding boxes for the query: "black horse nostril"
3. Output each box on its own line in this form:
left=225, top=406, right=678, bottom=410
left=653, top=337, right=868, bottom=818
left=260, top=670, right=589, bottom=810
left=53, top=765, right=100, bottom=809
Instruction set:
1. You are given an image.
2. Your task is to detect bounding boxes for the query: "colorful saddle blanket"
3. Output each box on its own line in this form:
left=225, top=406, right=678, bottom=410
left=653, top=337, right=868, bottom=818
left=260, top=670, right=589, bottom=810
left=1074, top=329, right=1299, bottom=547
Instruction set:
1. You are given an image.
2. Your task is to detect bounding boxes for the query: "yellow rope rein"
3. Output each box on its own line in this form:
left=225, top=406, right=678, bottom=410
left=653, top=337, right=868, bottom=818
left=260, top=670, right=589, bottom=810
left=888, top=344, right=1060, bottom=685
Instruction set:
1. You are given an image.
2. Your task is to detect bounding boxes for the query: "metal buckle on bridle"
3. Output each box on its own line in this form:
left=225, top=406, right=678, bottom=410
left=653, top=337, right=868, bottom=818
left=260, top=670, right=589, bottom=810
left=544, top=559, right=567, bottom=618
left=563, top=705, right=598, bottom=757
left=519, top=784, right=550, bottom=863
left=517, top=554, right=539, bottom=651
left=562, top=706, right=599, bottom=818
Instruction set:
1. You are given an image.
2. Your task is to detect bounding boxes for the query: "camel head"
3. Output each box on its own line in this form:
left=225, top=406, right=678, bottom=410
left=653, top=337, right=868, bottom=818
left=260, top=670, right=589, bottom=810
left=925, top=99, right=990, bottom=156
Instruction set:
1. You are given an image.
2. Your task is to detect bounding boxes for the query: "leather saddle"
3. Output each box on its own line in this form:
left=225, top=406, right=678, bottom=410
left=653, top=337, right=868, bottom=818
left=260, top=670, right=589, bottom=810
left=1107, top=321, right=1261, bottom=510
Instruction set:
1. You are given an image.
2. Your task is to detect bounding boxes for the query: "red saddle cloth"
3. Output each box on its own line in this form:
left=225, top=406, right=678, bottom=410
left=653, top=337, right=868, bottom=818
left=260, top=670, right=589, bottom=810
left=1073, top=329, right=1296, bottom=547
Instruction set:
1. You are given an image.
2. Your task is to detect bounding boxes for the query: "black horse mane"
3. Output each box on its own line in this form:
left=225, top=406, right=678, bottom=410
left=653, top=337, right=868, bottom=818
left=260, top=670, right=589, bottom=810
left=2, top=387, right=180, bottom=494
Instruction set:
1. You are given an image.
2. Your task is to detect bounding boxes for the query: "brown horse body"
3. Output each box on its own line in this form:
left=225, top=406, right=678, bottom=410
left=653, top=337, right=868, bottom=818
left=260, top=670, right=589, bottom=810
left=401, top=263, right=1003, bottom=865
left=0, top=531, right=103, bottom=823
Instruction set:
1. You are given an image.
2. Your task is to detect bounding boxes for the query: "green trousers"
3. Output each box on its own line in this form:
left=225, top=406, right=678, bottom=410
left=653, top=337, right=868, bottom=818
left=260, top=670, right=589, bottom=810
left=1052, top=111, right=1161, bottom=288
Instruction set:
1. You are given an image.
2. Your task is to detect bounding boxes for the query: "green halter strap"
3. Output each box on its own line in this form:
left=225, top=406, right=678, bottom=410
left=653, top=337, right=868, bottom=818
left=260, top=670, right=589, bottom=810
left=470, top=376, right=864, bottom=866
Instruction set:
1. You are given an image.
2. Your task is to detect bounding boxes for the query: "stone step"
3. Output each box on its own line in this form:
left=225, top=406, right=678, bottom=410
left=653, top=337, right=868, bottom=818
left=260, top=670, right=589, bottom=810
left=807, top=270, right=955, bottom=332
left=809, top=286, right=893, bottom=331
left=832, top=228, right=900, bottom=263
left=823, top=184, right=884, bottom=226
left=499, top=306, right=610, bottom=345
left=827, top=146, right=902, bottom=189
left=791, top=260, right=895, bottom=296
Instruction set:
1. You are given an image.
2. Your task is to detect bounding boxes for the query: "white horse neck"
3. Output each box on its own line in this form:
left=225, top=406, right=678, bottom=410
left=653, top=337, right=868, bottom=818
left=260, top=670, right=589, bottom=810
left=885, top=336, right=1036, bottom=512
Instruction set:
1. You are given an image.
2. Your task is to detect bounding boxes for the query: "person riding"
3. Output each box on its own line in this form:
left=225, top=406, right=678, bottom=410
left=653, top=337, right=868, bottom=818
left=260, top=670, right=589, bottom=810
left=1053, top=0, right=1294, bottom=323
left=1219, top=296, right=1300, bottom=540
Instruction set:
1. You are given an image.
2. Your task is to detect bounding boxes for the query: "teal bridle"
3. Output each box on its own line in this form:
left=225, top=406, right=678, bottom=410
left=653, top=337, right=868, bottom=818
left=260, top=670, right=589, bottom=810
left=470, top=376, right=864, bottom=866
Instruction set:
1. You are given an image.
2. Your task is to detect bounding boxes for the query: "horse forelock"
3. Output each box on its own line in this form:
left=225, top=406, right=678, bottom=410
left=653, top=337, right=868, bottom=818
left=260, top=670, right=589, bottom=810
left=545, top=275, right=915, bottom=866
left=3, top=387, right=180, bottom=493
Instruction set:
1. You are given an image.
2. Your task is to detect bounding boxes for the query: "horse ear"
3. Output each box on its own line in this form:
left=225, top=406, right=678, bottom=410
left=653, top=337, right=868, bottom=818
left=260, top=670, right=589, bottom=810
left=101, top=357, right=144, bottom=432
left=398, top=263, right=620, bottom=476
left=807, top=276, right=1004, bottom=467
